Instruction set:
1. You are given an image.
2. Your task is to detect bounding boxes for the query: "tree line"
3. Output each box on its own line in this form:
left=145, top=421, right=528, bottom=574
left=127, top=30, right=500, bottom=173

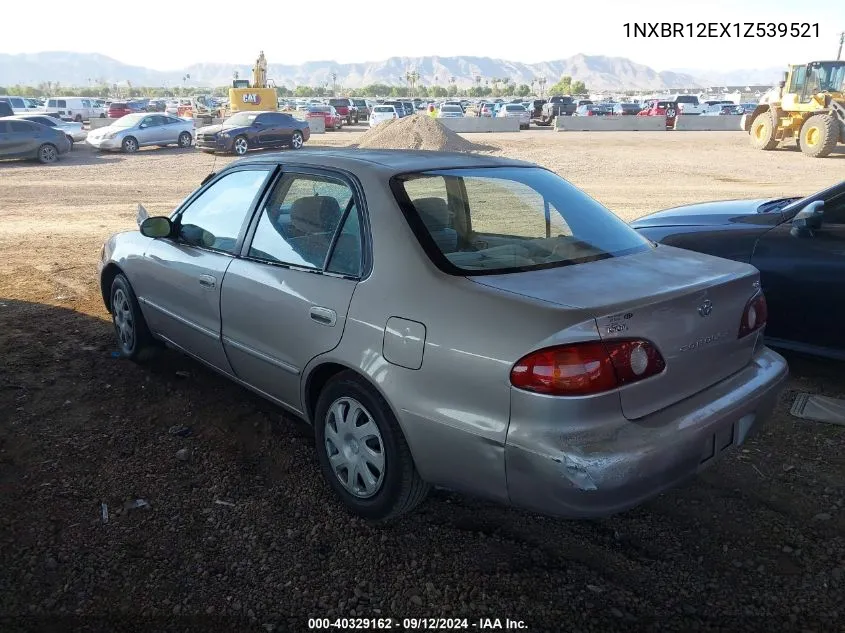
left=0, top=76, right=589, bottom=99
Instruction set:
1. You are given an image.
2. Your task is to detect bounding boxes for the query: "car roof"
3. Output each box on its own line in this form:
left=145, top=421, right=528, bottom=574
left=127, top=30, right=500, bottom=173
left=235, top=148, right=533, bottom=176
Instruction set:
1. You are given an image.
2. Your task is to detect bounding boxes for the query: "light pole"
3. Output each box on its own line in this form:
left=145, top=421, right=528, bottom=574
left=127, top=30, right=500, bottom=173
left=838, top=31, right=844, bottom=60
left=538, top=76, right=546, bottom=98
left=331, top=72, right=337, bottom=96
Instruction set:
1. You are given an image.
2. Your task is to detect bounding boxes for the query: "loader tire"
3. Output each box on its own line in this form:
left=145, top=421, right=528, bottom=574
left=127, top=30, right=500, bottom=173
left=799, top=114, right=838, bottom=158
left=749, top=111, right=778, bottom=150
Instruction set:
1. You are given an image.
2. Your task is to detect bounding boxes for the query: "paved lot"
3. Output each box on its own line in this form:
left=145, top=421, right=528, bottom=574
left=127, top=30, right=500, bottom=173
left=1, top=130, right=843, bottom=632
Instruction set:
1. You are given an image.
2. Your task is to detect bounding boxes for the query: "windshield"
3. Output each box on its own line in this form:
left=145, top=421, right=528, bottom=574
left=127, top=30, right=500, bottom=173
left=111, top=113, right=145, bottom=128
left=505, top=105, right=525, bottom=111
left=806, top=62, right=845, bottom=92
left=392, top=167, right=651, bottom=275
left=373, top=106, right=394, bottom=112
left=225, top=112, right=259, bottom=126
left=441, top=106, right=462, bottom=112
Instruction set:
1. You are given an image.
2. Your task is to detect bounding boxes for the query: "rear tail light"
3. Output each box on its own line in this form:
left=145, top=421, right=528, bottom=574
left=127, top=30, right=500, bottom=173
left=510, top=339, right=665, bottom=396
left=738, top=292, right=767, bottom=338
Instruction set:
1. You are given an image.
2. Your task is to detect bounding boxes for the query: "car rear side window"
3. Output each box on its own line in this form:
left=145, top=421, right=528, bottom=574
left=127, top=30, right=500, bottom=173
left=247, top=173, right=358, bottom=272
left=392, top=167, right=651, bottom=275
left=177, top=169, right=270, bottom=255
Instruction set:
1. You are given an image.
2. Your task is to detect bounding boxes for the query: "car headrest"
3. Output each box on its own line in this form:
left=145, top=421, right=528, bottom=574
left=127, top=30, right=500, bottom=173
left=413, top=197, right=451, bottom=230
left=290, top=196, right=342, bottom=234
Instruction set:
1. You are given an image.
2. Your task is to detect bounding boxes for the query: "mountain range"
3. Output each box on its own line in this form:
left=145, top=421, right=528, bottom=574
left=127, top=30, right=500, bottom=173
left=0, top=52, right=782, bottom=91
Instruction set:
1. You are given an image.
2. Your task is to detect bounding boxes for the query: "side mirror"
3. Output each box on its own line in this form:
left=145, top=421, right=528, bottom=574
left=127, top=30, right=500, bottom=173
left=791, top=200, right=824, bottom=235
left=140, top=216, right=173, bottom=238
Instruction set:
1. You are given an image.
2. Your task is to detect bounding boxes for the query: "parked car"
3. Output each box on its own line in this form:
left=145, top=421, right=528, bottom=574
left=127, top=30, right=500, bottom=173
left=351, top=98, right=370, bottom=121
left=0, top=101, right=13, bottom=117
left=611, top=103, right=643, bottom=115
left=146, top=99, right=167, bottom=112
left=196, top=111, right=309, bottom=155
left=539, top=96, right=577, bottom=126
left=478, top=103, right=496, bottom=118
left=701, top=104, right=744, bottom=116
left=369, top=105, right=399, bottom=127
left=306, top=105, right=343, bottom=131
left=574, top=104, right=611, bottom=116
left=631, top=180, right=845, bottom=360
left=86, top=113, right=195, bottom=153
left=381, top=101, right=407, bottom=118
left=0, top=117, right=72, bottom=163
left=328, top=98, right=357, bottom=125
left=673, top=95, right=707, bottom=115
left=42, top=96, right=103, bottom=122
left=638, top=100, right=678, bottom=127
left=527, top=99, right=546, bottom=118
left=10, top=114, right=86, bottom=145
left=98, top=149, right=788, bottom=521
left=0, top=95, right=39, bottom=113
left=107, top=102, right=132, bottom=119
left=497, top=103, right=530, bottom=129
left=437, top=104, right=465, bottom=119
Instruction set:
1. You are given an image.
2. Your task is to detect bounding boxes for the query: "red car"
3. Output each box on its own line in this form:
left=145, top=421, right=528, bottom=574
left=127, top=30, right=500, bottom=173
left=107, top=102, right=131, bottom=118
left=307, top=105, right=343, bottom=130
left=637, top=100, right=677, bottom=127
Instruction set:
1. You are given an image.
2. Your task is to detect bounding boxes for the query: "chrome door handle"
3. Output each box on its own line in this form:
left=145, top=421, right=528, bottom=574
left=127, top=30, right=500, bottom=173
left=198, top=274, right=216, bottom=289
left=309, top=306, right=337, bottom=326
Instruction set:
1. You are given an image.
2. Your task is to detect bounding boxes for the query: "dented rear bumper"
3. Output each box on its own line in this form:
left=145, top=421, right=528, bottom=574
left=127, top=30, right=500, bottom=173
left=505, top=346, right=788, bottom=518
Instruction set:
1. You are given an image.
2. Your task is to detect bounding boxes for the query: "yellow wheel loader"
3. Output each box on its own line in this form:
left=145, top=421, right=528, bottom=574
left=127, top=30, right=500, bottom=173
left=742, top=61, right=845, bottom=158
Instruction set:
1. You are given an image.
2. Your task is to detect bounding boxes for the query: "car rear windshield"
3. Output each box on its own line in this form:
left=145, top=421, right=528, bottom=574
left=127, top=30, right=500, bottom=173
left=505, top=105, right=525, bottom=111
left=391, top=167, right=651, bottom=275
left=373, top=106, right=394, bottom=112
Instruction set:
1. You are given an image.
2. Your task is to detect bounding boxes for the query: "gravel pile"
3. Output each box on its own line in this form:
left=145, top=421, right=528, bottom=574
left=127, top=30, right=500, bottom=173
left=355, top=114, right=485, bottom=152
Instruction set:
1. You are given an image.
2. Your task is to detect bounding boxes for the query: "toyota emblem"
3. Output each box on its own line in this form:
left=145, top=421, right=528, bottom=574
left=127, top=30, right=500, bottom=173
left=698, top=299, right=713, bottom=317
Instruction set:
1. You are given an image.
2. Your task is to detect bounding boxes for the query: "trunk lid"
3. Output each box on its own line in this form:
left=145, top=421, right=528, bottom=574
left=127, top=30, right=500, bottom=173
left=472, top=245, right=761, bottom=419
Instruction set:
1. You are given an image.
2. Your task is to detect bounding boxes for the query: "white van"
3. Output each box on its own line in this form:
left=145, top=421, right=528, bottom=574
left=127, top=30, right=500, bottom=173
left=0, top=95, right=39, bottom=113
left=43, top=97, right=106, bottom=122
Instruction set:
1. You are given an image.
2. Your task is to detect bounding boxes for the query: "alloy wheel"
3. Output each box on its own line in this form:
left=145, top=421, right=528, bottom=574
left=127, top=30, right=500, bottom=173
left=291, top=132, right=303, bottom=149
left=323, top=397, right=385, bottom=499
left=234, top=137, right=248, bottom=155
left=39, top=145, right=57, bottom=163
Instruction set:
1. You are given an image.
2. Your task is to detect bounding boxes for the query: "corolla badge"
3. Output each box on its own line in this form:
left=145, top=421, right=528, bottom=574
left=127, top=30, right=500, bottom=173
left=698, top=299, right=713, bottom=317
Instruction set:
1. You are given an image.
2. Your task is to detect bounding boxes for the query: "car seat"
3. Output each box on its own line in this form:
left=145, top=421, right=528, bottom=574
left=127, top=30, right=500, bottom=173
left=412, top=197, right=459, bottom=253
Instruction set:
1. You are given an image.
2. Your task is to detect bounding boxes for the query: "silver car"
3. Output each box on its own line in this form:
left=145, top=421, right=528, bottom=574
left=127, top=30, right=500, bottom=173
left=11, top=113, right=87, bottom=144
left=497, top=103, right=531, bottom=129
left=86, top=113, right=194, bottom=153
left=97, top=150, right=788, bottom=521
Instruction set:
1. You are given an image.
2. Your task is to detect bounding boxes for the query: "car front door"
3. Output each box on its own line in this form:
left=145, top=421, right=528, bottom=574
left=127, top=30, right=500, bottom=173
left=135, top=116, right=160, bottom=146
left=132, top=167, right=274, bottom=373
left=252, top=113, right=276, bottom=147
left=6, top=120, right=39, bottom=157
left=751, top=185, right=845, bottom=355
left=151, top=115, right=177, bottom=144
left=219, top=169, right=365, bottom=412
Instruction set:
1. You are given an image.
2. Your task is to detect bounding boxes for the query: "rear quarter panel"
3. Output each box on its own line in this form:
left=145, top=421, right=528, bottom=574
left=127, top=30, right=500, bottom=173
left=303, top=169, right=602, bottom=503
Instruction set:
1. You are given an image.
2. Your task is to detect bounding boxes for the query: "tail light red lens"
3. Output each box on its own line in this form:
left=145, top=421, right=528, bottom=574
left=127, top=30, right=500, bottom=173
left=510, top=339, right=665, bottom=396
left=738, top=292, right=767, bottom=338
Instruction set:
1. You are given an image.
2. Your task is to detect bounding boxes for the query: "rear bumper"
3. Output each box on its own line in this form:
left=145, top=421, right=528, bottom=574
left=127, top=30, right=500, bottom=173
left=505, top=346, right=788, bottom=518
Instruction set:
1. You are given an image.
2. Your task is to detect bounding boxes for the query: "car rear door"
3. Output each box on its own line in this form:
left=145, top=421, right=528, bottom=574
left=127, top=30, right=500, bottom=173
left=750, top=187, right=845, bottom=354
left=132, top=166, right=275, bottom=373
left=219, top=167, right=365, bottom=411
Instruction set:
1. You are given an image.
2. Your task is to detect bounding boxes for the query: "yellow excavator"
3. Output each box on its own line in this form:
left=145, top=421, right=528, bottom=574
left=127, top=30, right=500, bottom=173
left=228, top=51, right=278, bottom=114
left=743, top=60, right=845, bottom=157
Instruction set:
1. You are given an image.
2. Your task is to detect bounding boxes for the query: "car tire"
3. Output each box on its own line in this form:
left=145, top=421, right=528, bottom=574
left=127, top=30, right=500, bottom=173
left=36, top=144, right=58, bottom=164
left=66, top=135, right=74, bottom=149
left=121, top=136, right=139, bottom=153
left=100, top=113, right=106, bottom=118
left=177, top=131, right=192, bottom=148
left=799, top=114, right=838, bottom=158
left=110, top=273, right=156, bottom=362
left=314, top=371, right=430, bottom=521
left=749, top=111, right=778, bottom=150
left=290, top=131, right=304, bottom=149
left=233, top=135, right=249, bottom=156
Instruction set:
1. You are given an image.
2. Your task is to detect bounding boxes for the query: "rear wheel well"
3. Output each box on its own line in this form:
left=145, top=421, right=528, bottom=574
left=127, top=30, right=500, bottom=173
left=100, top=263, right=122, bottom=311
left=304, top=363, right=360, bottom=424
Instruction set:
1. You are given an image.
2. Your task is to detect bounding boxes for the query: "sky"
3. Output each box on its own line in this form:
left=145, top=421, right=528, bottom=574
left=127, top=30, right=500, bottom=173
left=1, top=1, right=842, bottom=71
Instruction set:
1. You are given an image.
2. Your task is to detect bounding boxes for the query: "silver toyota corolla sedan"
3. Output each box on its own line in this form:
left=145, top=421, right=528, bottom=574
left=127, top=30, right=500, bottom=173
left=86, top=113, right=194, bottom=153
left=97, top=150, right=789, bottom=521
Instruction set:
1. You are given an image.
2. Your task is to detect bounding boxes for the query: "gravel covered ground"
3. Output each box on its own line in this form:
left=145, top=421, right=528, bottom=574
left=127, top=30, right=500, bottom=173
left=1, top=129, right=843, bottom=632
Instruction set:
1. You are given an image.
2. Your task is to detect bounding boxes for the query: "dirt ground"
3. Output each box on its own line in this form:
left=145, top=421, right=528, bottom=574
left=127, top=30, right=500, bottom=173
left=1, top=128, right=843, bottom=632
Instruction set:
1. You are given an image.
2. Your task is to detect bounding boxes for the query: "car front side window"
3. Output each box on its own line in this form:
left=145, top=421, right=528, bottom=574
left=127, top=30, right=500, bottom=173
left=247, top=173, right=355, bottom=270
left=176, top=170, right=270, bottom=255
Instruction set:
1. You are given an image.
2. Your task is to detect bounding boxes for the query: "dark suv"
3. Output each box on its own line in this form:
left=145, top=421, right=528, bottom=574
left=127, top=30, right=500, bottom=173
left=0, top=100, right=13, bottom=117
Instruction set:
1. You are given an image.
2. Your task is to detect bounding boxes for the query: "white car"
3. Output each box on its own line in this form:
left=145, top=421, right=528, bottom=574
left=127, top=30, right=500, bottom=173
left=369, top=105, right=399, bottom=127
left=497, top=103, right=530, bottom=129
left=0, top=95, right=40, bottom=113
left=87, top=113, right=194, bottom=153
left=437, top=104, right=464, bottom=119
